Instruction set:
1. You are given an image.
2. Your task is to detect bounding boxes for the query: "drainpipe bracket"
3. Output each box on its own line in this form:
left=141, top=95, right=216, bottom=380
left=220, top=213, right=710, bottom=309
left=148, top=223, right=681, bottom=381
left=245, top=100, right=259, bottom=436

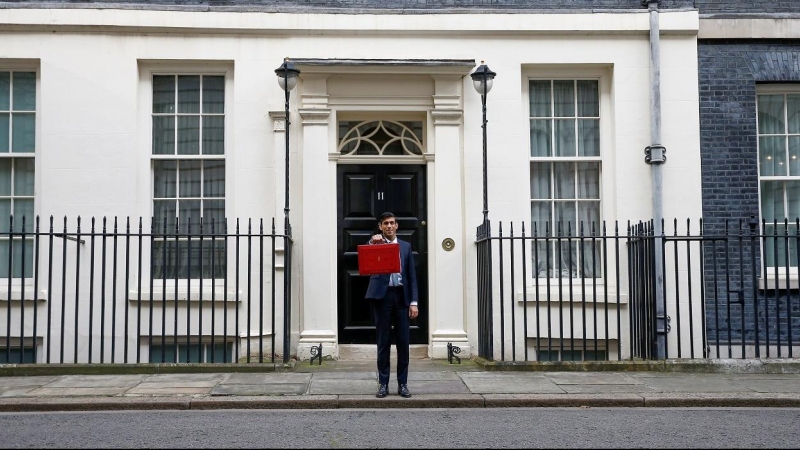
left=641, top=0, right=660, bottom=6
left=644, top=145, right=667, bottom=165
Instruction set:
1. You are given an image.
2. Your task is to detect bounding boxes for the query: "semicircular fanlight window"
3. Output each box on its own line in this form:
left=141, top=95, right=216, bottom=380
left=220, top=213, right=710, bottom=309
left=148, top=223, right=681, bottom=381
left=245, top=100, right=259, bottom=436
left=338, top=120, right=424, bottom=156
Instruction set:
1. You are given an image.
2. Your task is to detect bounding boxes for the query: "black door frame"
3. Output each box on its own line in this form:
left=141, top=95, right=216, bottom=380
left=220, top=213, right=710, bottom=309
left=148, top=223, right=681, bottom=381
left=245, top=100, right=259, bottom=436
left=336, top=163, right=428, bottom=345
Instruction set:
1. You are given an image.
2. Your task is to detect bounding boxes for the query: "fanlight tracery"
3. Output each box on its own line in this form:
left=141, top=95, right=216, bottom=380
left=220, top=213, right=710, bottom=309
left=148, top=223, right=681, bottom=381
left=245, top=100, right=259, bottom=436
left=338, top=120, right=424, bottom=156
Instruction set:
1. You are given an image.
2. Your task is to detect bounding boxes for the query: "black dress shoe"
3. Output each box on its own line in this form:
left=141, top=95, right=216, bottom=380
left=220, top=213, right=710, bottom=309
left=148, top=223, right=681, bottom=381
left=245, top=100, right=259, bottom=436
left=397, top=384, right=411, bottom=398
left=376, top=384, right=388, bottom=398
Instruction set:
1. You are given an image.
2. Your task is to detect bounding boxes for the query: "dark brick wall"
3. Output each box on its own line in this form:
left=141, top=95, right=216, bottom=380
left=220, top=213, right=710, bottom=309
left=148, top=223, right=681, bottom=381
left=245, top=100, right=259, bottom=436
left=699, top=40, right=800, bottom=347
left=699, top=41, right=800, bottom=229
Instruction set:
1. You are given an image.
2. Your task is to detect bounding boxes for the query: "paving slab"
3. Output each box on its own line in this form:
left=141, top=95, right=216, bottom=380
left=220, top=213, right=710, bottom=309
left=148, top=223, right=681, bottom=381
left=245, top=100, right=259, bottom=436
left=459, top=373, right=565, bottom=394
left=144, top=373, right=227, bottom=382
left=0, top=386, right=42, bottom=397
left=44, top=374, right=148, bottom=388
left=26, top=387, right=135, bottom=396
left=210, top=383, right=308, bottom=396
left=638, top=375, right=748, bottom=393
left=126, top=382, right=216, bottom=395
left=0, top=376, right=61, bottom=387
left=222, top=373, right=311, bottom=384
left=544, top=372, right=643, bottom=385
left=398, top=380, right=470, bottom=395
left=725, top=379, right=800, bottom=393
left=310, top=371, right=376, bottom=380
left=307, top=379, right=377, bottom=395
left=560, top=384, right=659, bottom=394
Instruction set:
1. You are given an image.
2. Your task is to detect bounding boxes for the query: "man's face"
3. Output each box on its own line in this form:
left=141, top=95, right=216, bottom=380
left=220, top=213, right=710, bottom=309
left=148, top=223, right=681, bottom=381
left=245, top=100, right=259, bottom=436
left=379, top=217, right=398, bottom=240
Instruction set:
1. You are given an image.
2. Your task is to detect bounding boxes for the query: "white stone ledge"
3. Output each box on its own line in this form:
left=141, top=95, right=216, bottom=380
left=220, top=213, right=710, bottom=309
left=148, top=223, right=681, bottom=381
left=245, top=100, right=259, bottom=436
left=699, top=18, right=800, bottom=39
left=0, top=9, right=699, bottom=35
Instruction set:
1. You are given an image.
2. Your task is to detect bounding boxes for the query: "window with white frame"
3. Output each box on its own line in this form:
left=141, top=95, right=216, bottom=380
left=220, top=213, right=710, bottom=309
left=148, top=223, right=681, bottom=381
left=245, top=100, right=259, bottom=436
left=151, top=74, right=225, bottom=280
left=0, top=71, right=35, bottom=279
left=757, top=87, right=800, bottom=269
left=529, top=79, right=601, bottom=278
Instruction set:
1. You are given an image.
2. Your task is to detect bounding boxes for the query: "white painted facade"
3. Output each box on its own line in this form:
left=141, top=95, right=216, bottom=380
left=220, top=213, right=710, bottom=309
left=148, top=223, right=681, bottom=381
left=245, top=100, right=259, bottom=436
left=0, top=7, right=702, bottom=361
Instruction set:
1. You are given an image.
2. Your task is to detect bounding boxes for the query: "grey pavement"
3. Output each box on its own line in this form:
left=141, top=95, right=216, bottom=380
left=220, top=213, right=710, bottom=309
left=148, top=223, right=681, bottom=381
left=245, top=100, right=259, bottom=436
left=2, top=358, right=800, bottom=411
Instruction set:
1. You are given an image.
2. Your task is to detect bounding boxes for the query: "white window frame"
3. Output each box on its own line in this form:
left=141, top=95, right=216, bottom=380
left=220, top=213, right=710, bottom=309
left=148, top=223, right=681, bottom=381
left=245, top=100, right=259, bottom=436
left=521, top=67, right=615, bottom=302
left=0, top=64, right=39, bottom=296
left=756, top=84, right=800, bottom=284
left=136, top=62, right=233, bottom=300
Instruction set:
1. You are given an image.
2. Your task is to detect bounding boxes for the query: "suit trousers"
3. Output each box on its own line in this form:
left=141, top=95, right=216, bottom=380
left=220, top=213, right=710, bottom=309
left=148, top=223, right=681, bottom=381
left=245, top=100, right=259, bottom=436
left=370, top=287, right=410, bottom=385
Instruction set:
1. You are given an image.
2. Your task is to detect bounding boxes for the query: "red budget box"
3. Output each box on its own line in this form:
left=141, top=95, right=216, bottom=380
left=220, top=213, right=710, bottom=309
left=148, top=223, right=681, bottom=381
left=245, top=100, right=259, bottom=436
left=357, top=243, right=400, bottom=276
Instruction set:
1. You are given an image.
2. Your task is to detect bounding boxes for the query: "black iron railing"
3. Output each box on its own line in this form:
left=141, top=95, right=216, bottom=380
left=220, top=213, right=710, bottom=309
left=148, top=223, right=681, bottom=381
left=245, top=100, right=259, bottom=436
left=476, top=218, right=800, bottom=362
left=0, top=216, right=293, bottom=365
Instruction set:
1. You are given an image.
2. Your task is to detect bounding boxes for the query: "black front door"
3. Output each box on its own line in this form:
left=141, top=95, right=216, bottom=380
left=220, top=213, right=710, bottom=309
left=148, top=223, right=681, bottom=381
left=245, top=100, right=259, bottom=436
left=337, top=164, right=428, bottom=344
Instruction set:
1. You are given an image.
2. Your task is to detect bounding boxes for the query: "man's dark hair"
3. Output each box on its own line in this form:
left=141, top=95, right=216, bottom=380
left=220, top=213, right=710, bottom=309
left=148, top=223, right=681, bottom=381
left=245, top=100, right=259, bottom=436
left=378, top=212, right=395, bottom=223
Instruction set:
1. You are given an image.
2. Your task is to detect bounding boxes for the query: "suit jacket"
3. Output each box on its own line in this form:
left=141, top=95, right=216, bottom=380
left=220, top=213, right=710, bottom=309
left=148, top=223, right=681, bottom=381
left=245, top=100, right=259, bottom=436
left=364, top=238, right=419, bottom=307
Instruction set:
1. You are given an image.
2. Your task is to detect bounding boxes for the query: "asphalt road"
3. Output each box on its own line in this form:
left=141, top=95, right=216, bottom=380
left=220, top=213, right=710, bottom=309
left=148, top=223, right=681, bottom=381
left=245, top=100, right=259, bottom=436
left=1, top=407, right=799, bottom=448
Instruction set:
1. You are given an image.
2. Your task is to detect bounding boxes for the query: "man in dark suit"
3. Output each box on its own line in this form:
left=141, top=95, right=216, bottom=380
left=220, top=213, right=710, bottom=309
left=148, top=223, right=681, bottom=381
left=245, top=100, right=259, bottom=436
left=365, top=211, right=419, bottom=398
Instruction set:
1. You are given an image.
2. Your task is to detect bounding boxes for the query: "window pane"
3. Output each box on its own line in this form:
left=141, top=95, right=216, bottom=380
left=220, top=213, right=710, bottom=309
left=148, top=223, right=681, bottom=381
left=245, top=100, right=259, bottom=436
left=152, top=237, right=179, bottom=280
left=202, top=116, right=224, bottom=155
left=12, top=72, right=35, bottom=111
left=14, top=199, right=33, bottom=231
left=153, top=200, right=176, bottom=233
left=203, top=160, right=225, bottom=198
left=179, top=344, right=203, bottom=363
left=529, top=162, right=551, bottom=199
left=554, top=119, right=576, bottom=157
left=788, top=94, right=800, bottom=134
left=0, top=159, right=10, bottom=195
left=0, top=200, right=9, bottom=233
left=529, top=80, right=551, bottom=117
left=553, top=80, right=574, bottom=117
left=0, top=239, right=33, bottom=278
left=179, top=199, right=201, bottom=234
left=14, top=158, right=34, bottom=196
left=758, top=94, right=785, bottom=135
left=206, top=343, right=232, bottom=363
left=179, top=160, right=201, bottom=198
left=577, top=80, right=599, bottom=117
left=553, top=162, right=575, bottom=199
left=177, top=116, right=200, bottom=155
left=759, top=136, right=786, bottom=176
left=788, top=181, right=800, bottom=221
left=204, top=199, right=225, bottom=234
left=178, top=76, right=200, bottom=114
left=0, top=113, right=8, bottom=153
left=0, top=72, right=8, bottom=110
left=149, top=345, right=178, bottom=363
left=791, top=136, right=800, bottom=176
left=11, top=113, right=35, bottom=153
left=577, top=162, right=600, bottom=199
left=152, top=75, right=175, bottom=114
left=555, top=201, right=576, bottom=234
left=530, top=119, right=551, bottom=157
left=153, top=160, right=177, bottom=198
left=578, top=119, right=599, bottom=157
left=578, top=201, right=600, bottom=231
left=761, top=180, right=785, bottom=222
left=531, top=201, right=552, bottom=234
left=152, top=116, right=175, bottom=155
left=203, top=76, right=224, bottom=114
left=201, top=232, right=226, bottom=278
